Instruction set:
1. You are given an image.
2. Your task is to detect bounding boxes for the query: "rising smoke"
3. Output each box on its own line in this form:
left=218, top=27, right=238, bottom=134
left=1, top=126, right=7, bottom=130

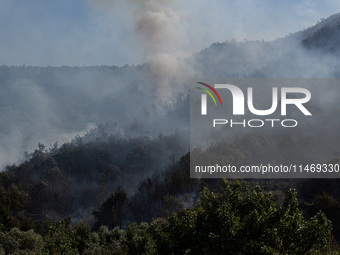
left=88, top=0, right=191, bottom=100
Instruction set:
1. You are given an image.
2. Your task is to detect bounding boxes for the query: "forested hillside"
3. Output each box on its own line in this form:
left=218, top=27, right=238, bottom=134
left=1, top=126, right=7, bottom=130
left=2, top=128, right=340, bottom=253
left=2, top=11, right=340, bottom=255
left=0, top=127, right=191, bottom=225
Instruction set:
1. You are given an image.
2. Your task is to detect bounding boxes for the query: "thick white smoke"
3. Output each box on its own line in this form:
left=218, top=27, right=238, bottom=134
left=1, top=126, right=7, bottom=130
left=88, top=0, right=190, bottom=100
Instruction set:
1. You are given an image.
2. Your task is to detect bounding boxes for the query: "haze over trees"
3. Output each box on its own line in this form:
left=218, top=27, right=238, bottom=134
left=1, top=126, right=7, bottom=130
left=1, top=13, right=340, bottom=167
left=1, top=12, right=340, bottom=254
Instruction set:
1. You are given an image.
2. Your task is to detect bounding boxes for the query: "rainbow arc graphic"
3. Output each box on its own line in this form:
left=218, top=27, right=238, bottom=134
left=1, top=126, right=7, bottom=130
left=196, top=82, right=222, bottom=106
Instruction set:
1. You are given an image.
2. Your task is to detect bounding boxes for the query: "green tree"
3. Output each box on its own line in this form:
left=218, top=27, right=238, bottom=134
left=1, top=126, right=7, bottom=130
left=74, top=220, right=93, bottom=254
left=0, top=228, right=44, bottom=255
left=124, top=222, right=156, bottom=255
left=93, top=186, right=129, bottom=230
left=154, top=179, right=332, bottom=255
left=304, top=192, right=340, bottom=243
left=35, top=216, right=79, bottom=255
left=0, top=185, right=30, bottom=231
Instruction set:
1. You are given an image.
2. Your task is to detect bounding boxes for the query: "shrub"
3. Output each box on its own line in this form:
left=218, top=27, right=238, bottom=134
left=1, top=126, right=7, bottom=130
left=0, top=228, right=44, bottom=255
left=153, top=179, right=332, bottom=254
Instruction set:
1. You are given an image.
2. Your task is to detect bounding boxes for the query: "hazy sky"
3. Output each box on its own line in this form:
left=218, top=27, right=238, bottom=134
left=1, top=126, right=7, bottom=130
left=1, top=0, right=340, bottom=66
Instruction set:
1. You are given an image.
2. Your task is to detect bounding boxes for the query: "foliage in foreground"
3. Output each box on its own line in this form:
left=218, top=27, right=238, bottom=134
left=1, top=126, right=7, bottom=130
left=0, top=180, right=337, bottom=255
left=154, top=179, right=333, bottom=255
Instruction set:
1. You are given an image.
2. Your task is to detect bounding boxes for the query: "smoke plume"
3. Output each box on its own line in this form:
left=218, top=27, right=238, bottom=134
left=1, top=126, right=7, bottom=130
left=88, top=0, right=189, bottom=100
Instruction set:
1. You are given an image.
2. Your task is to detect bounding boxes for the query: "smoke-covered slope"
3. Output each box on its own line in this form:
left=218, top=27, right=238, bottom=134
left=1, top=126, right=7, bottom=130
left=190, top=12, right=340, bottom=78
left=1, top=12, right=340, bottom=167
